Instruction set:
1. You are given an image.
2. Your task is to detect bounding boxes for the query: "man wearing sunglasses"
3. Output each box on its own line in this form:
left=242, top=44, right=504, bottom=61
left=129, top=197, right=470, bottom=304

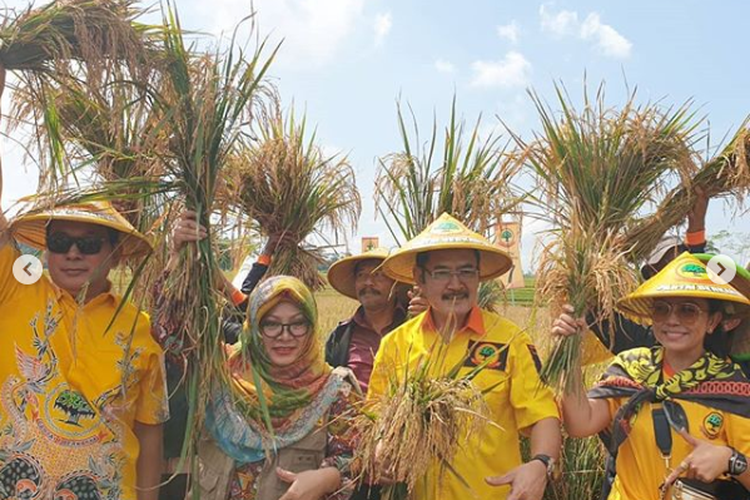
left=0, top=193, right=168, bottom=500
left=368, top=214, right=561, bottom=500
left=0, top=58, right=166, bottom=495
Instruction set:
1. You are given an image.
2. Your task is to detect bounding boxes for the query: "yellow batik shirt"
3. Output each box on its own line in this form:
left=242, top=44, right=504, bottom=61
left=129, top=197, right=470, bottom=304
left=368, top=306, right=560, bottom=500
left=604, top=398, right=750, bottom=500
left=0, top=244, right=169, bottom=500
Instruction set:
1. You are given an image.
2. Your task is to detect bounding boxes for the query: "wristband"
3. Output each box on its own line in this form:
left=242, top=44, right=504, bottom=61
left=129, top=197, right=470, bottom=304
left=685, top=230, right=706, bottom=247
left=231, top=288, right=247, bottom=307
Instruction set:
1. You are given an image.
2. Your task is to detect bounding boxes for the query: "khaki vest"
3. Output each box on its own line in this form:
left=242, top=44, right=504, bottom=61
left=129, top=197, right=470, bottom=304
left=193, top=419, right=328, bottom=500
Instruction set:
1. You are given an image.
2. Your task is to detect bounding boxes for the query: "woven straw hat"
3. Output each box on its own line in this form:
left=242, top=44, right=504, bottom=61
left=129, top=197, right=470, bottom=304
left=327, top=247, right=392, bottom=300
left=380, top=213, right=512, bottom=285
left=617, top=252, right=750, bottom=324
left=10, top=201, right=152, bottom=259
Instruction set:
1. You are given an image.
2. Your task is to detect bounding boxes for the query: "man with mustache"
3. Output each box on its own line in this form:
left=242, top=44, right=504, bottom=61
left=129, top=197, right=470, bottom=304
left=369, top=214, right=561, bottom=500
left=325, top=248, right=411, bottom=394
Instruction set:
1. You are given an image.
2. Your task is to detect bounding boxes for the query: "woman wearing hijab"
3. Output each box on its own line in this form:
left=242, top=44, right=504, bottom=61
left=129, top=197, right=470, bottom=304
left=553, top=252, right=750, bottom=500
left=192, top=275, right=357, bottom=500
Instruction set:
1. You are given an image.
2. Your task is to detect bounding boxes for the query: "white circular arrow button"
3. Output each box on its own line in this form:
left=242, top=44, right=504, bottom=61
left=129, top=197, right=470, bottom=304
left=12, top=254, right=43, bottom=285
left=706, top=254, right=736, bottom=285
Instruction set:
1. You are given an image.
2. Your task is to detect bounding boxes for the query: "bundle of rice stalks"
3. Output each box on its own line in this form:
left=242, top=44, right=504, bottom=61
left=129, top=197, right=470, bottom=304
left=515, top=84, right=701, bottom=393
left=353, top=344, right=491, bottom=500
left=376, top=96, right=522, bottom=309
left=377, top=96, right=520, bottom=242
left=230, top=105, right=361, bottom=290
left=154, top=5, right=278, bottom=452
left=0, top=0, right=153, bottom=79
left=625, top=122, right=750, bottom=261
left=12, top=72, right=169, bottom=229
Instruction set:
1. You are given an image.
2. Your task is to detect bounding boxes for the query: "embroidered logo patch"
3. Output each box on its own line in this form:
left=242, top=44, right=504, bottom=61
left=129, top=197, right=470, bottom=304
left=465, top=341, right=508, bottom=371
left=527, top=344, right=543, bottom=374
left=676, top=262, right=708, bottom=281
left=701, top=411, right=723, bottom=439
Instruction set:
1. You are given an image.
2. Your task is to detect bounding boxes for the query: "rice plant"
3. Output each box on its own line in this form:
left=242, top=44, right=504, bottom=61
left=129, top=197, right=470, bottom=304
left=376, top=96, right=522, bottom=309
left=353, top=340, right=493, bottom=500
left=626, top=121, right=750, bottom=261
left=515, top=83, right=701, bottom=393
left=229, top=103, right=361, bottom=289
left=151, top=4, right=279, bottom=465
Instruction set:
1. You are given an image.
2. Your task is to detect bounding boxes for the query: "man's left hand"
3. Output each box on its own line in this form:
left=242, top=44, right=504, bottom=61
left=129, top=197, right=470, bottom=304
left=486, top=460, right=547, bottom=500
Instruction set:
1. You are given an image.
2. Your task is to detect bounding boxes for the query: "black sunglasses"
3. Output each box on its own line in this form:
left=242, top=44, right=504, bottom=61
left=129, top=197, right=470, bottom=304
left=47, top=232, right=107, bottom=255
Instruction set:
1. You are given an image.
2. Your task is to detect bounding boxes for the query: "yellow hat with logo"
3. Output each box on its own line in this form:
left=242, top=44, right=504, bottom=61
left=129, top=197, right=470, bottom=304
left=10, top=201, right=153, bottom=259
left=380, top=213, right=512, bottom=285
left=327, top=247, right=392, bottom=300
left=617, top=252, right=750, bottom=324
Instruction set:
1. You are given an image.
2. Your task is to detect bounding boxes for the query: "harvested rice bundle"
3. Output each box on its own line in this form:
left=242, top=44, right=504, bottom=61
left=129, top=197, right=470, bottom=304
left=0, top=0, right=151, bottom=78
left=231, top=106, right=361, bottom=290
left=516, top=85, right=700, bottom=393
left=353, top=343, right=491, bottom=500
left=626, top=122, right=750, bottom=261
left=376, top=97, right=521, bottom=309
left=12, top=73, right=169, bottom=229
left=155, top=6, right=278, bottom=449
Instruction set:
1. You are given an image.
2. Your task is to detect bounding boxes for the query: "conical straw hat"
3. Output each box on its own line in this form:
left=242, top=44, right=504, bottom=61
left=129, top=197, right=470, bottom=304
left=327, top=247, right=391, bottom=300
left=381, top=213, right=512, bottom=285
left=10, top=201, right=152, bottom=259
left=617, top=252, right=750, bottom=324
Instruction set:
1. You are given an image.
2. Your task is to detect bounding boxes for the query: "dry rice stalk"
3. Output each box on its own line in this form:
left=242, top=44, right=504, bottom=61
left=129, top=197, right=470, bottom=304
left=626, top=123, right=750, bottom=262
left=0, top=0, right=155, bottom=83
left=353, top=341, right=493, bottom=499
left=516, top=84, right=700, bottom=393
left=376, top=96, right=521, bottom=244
left=230, top=104, right=361, bottom=290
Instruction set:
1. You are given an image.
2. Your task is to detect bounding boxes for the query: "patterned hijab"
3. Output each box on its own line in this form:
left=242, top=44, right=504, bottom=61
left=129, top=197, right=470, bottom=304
left=206, top=276, right=345, bottom=464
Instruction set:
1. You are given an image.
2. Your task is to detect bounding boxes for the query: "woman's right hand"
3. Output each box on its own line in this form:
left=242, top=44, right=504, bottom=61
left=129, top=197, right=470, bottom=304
left=551, top=304, right=586, bottom=338
left=171, top=210, right=208, bottom=254
left=276, top=467, right=341, bottom=500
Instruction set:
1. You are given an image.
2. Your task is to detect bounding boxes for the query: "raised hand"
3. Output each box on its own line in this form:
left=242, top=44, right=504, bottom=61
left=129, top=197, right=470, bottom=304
left=551, top=304, right=586, bottom=338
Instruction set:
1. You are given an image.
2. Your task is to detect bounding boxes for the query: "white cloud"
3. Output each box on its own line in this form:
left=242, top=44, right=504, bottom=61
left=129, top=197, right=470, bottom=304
left=538, top=4, right=632, bottom=59
left=470, top=51, right=532, bottom=88
left=580, top=13, right=632, bottom=58
left=195, top=0, right=366, bottom=68
left=539, top=4, right=578, bottom=36
left=373, top=12, right=392, bottom=46
left=434, top=58, right=456, bottom=74
left=497, top=20, right=520, bottom=44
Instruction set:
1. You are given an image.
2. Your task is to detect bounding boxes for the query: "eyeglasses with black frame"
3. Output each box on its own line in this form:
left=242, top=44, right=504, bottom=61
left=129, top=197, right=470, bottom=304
left=47, top=232, right=107, bottom=255
left=259, top=320, right=311, bottom=339
left=421, top=267, right=479, bottom=283
left=650, top=300, right=708, bottom=326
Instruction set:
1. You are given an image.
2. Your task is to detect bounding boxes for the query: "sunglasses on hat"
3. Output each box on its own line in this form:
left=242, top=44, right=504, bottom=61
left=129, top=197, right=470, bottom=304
left=46, top=232, right=107, bottom=255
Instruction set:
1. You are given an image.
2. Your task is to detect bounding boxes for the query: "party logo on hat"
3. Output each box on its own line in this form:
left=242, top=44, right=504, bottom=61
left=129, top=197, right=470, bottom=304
left=676, top=262, right=709, bottom=282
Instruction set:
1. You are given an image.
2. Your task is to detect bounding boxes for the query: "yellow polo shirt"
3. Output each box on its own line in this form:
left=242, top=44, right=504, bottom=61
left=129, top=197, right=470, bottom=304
left=368, top=306, right=559, bottom=500
left=604, top=398, right=750, bottom=500
left=0, top=244, right=169, bottom=500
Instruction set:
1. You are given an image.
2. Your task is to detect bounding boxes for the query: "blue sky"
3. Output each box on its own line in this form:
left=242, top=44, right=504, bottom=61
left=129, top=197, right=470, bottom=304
left=2, top=0, right=749, bottom=269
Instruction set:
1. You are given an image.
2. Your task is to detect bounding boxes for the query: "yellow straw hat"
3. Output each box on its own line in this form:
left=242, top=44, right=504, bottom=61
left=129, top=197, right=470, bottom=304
left=617, top=252, right=750, bottom=324
left=327, top=247, right=391, bottom=300
left=380, top=213, right=512, bottom=285
left=10, top=201, right=153, bottom=259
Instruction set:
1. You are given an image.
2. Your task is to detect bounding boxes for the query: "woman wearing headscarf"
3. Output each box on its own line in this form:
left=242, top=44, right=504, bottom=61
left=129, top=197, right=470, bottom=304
left=553, top=252, right=750, bottom=500
left=193, top=276, right=358, bottom=500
